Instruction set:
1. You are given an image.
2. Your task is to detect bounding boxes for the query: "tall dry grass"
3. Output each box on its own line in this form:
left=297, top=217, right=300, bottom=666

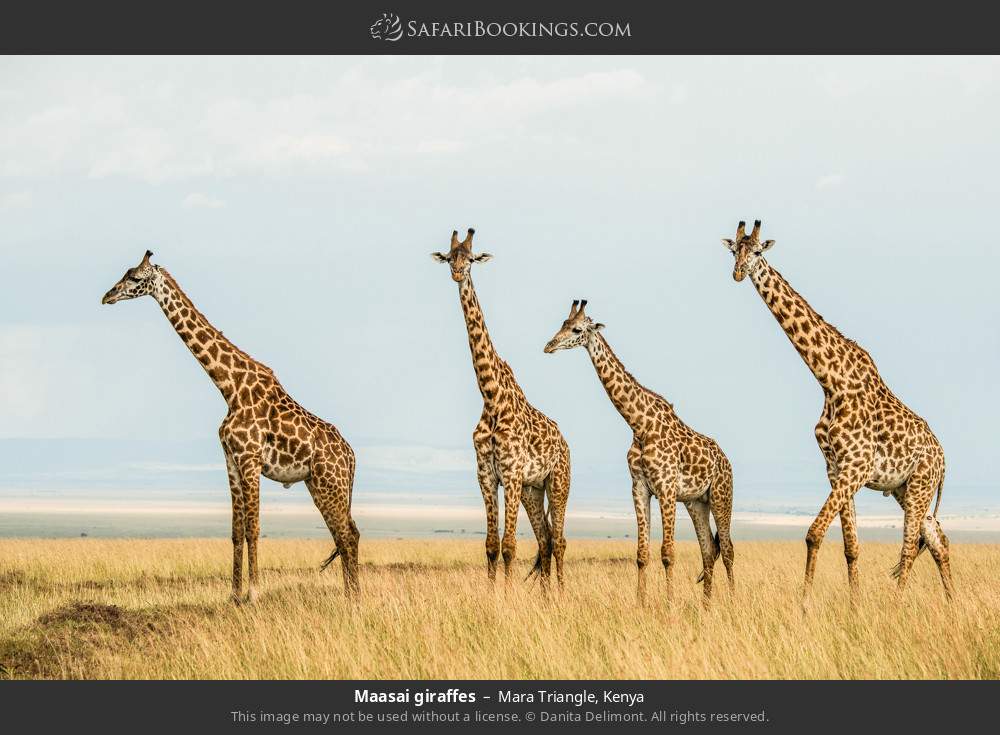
left=0, top=538, right=997, bottom=679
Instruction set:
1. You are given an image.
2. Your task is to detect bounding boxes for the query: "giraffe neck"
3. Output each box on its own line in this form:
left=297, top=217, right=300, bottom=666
left=585, top=332, right=661, bottom=434
left=458, top=277, right=509, bottom=413
left=749, top=259, right=848, bottom=393
left=151, top=268, right=270, bottom=407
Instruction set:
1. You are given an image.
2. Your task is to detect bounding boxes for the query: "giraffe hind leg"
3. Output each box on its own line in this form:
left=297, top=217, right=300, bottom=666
left=521, top=485, right=551, bottom=587
left=547, top=454, right=570, bottom=590
left=307, top=467, right=360, bottom=596
left=888, top=476, right=953, bottom=597
left=709, top=457, right=735, bottom=590
left=685, top=499, right=717, bottom=605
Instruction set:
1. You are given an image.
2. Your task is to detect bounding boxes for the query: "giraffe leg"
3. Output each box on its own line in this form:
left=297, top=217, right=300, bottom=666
left=520, top=485, right=551, bottom=591
left=547, top=452, right=570, bottom=590
left=839, top=495, right=861, bottom=597
left=347, top=516, right=361, bottom=594
left=630, top=477, right=652, bottom=605
left=499, top=468, right=524, bottom=588
left=889, top=474, right=953, bottom=598
left=474, top=450, right=500, bottom=584
left=644, top=465, right=679, bottom=605
left=708, top=456, right=735, bottom=591
left=804, top=466, right=868, bottom=604
left=893, top=468, right=937, bottom=592
left=657, top=491, right=678, bottom=604
left=223, top=448, right=245, bottom=604
left=920, top=514, right=954, bottom=599
left=685, top=499, right=717, bottom=606
left=237, top=456, right=262, bottom=604
left=307, top=469, right=359, bottom=597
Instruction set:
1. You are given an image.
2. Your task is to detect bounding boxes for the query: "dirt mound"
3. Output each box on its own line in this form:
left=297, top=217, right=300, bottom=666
left=0, top=601, right=174, bottom=679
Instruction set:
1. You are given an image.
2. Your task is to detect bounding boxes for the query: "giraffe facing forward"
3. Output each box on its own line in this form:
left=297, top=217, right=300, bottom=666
left=433, top=229, right=570, bottom=591
left=102, top=251, right=360, bottom=602
left=544, top=300, right=734, bottom=604
left=722, top=220, right=953, bottom=600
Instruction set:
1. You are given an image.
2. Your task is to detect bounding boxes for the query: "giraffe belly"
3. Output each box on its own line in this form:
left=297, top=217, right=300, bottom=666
left=261, top=445, right=310, bottom=486
left=676, top=478, right=711, bottom=503
left=866, top=451, right=914, bottom=493
left=262, top=463, right=309, bottom=486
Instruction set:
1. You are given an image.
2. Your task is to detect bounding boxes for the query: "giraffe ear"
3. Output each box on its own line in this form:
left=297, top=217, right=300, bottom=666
left=759, top=239, right=775, bottom=252
left=431, top=252, right=449, bottom=263
left=721, top=238, right=736, bottom=252
left=471, top=252, right=492, bottom=263
left=594, top=322, right=606, bottom=331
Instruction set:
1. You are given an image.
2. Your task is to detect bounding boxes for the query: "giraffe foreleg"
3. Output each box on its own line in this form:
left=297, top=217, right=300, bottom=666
left=645, top=463, right=679, bottom=605
left=804, top=465, right=868, bottom=604
left=237, top=455, right=263, bottom=604
left=499, top=466, right=525, bottom=588
left=223, top=448, right=245, bottom=605
left=630, top=476, right=652, bottom=605
left=839, top=496, right=861, bottom=596
left=473, top=449, right=500, bottom=584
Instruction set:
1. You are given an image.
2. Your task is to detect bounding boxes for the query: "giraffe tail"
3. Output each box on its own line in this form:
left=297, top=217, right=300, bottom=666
left=695, top=531, right=722, bottom=584
left=320, top=547, right=341, bottom=571
left=890, top=475, right=944, bottom=579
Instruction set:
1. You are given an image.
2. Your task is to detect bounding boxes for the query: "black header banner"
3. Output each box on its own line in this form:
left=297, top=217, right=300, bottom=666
left=2, top=0, right=999, bottom=54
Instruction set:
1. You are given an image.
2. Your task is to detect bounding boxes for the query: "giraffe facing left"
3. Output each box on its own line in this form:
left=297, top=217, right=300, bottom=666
left=102, top=250, right=360, bottom=602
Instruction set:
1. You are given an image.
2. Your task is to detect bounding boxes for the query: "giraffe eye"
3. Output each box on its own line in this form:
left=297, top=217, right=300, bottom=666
left=572, top=327, right=583, bottom=334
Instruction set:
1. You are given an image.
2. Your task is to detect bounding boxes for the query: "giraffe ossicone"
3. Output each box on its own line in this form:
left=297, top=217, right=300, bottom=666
left=102, top=251, right=361, bottom=602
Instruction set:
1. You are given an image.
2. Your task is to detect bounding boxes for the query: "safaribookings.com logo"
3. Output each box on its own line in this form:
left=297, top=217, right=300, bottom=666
left=369, top=13, right=631, bottom=42
left=370, top=12, right=404, bottom=41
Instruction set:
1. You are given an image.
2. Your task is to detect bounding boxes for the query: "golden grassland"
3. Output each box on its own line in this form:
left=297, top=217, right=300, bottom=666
left=0, top=538, right=997, bottom=680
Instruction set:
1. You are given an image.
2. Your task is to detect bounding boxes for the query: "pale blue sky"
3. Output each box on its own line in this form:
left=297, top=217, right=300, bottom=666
left=0, top=56, right=997, bottom=518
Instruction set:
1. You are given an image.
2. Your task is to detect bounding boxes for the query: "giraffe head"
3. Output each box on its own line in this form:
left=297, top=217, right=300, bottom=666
left=101, top=250, right=160, bottom=304
left=722, top=219, right=775, bottom=282
left=431, top=228, right=492, bottom=282
left=543, top=299, right=605, bottom=353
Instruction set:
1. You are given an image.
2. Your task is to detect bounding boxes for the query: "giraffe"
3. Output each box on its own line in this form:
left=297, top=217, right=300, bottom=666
left=544, top=300, right=734, bottom=605
left=722, top=220, right=953, bottom=601
left=101, top=250, right=360, bottom=602
left=432, top=229, right=571, bottom=591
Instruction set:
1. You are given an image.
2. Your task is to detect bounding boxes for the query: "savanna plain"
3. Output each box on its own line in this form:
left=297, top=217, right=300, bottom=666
left=1, top=538, right=997, bottom=680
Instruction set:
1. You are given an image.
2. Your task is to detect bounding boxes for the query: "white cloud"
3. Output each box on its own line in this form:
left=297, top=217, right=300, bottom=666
left=0, top=190, right=32, bottom=210
left=0, top=61, right=651, bottom=182
left=182, top=192, right=225, bottom=209
left=816, top=173, right=845, bottom=190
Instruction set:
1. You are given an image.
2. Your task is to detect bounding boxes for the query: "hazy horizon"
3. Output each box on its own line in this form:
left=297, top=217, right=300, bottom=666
left=1, top=56, right=998, bottom=537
